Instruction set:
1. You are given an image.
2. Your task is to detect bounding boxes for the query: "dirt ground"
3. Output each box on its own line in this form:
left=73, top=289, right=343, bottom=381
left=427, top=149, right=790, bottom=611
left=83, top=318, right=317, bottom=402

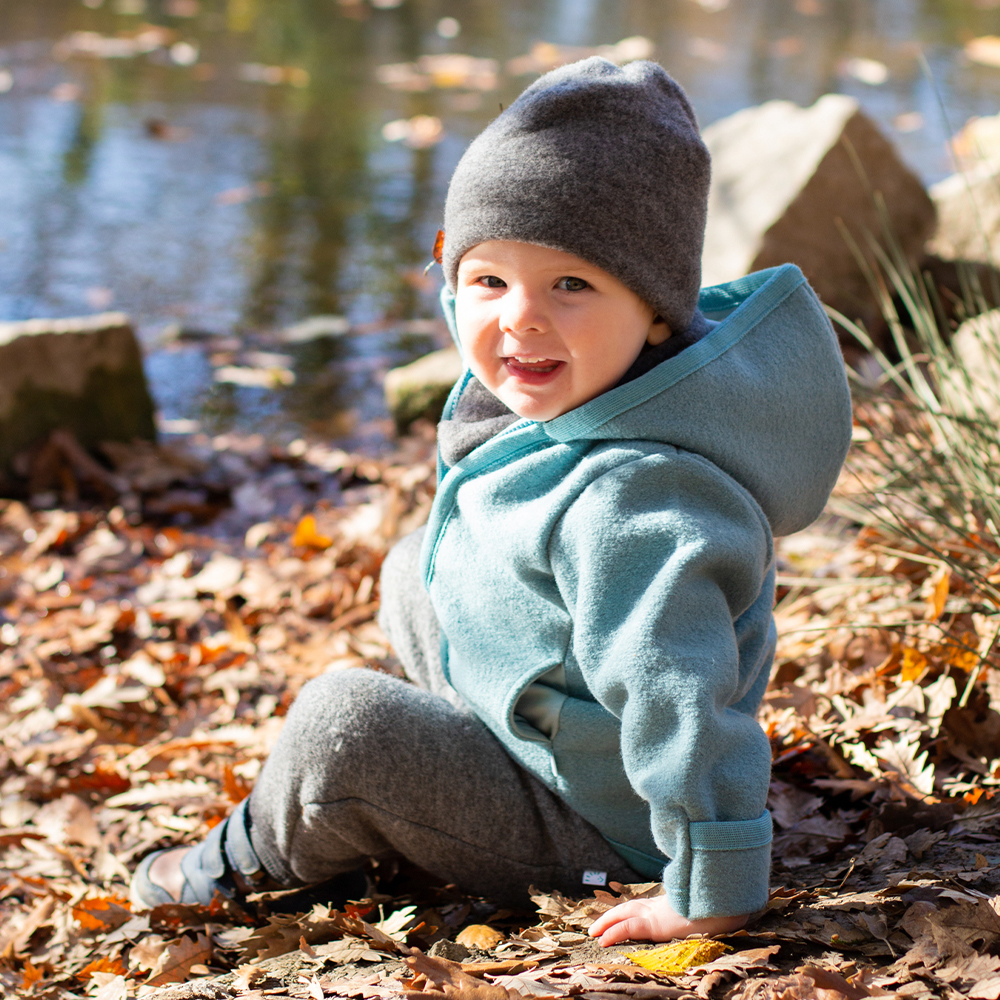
left=4, top=429, right=1000, bottom=999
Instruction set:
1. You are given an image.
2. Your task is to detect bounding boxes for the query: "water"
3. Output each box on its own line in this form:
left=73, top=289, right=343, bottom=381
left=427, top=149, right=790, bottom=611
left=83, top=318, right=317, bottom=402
left=2, top=0, right=1000, bottom=445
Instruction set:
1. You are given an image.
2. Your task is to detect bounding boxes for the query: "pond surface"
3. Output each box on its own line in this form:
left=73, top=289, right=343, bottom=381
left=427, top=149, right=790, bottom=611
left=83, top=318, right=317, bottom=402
left=2, top=0, right=1000, bottom=447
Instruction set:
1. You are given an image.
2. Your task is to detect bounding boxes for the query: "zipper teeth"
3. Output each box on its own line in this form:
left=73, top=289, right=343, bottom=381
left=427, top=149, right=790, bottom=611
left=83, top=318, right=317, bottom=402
left=494, top=418, right=533, bottom=441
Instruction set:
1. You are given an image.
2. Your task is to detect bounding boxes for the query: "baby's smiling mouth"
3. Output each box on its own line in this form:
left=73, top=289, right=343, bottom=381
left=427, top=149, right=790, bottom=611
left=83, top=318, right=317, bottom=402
left=506, top=356, right=562, bottom=373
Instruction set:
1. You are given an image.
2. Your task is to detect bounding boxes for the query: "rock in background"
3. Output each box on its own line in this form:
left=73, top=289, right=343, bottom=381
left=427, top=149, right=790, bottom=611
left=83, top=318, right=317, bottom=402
left=928, top=115, right=1000, bottom=269
left=701, top=94, right=936, bottom=339
left=0, top=313, right=155, bottom=469
left=384, top=346, right=463, bottom=431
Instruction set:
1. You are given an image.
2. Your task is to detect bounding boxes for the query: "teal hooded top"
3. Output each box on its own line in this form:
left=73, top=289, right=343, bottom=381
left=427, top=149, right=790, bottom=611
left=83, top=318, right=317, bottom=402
left=419, top=263, right=852, bottom=919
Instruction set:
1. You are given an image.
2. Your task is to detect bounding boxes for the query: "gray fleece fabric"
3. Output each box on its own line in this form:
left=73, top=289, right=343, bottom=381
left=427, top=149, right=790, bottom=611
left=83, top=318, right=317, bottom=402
left=246, top=528, right=639, bottom=907
left=442, top=57, right=710, bottom=335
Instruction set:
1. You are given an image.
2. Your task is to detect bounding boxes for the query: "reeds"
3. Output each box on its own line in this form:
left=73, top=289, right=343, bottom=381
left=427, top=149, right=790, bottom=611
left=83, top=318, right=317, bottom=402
left=830, top=201, right=1000, bottom=616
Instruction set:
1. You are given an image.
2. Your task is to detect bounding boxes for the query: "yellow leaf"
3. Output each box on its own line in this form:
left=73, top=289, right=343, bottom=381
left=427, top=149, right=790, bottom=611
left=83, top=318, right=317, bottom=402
left=454, top=924, right=505, bottom=950
left=927, top=565, right=950, bottom=621
left=900, top=647, right=928, bottom=683
left=624, top=939, right=729, bottom=975
left=291, top=514, right=332, bottom=550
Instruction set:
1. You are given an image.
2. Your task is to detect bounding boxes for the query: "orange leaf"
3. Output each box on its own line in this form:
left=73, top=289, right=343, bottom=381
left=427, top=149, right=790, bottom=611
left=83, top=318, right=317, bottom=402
left=222, top=764, right=252, bottom=804
left=927, top=565, right=950, bottom=620
left=291, top=514, right=332, bottom=550
left=73, top=895, right=132, bottom=932
left=455, top=924, right=505, bottom=950
left=966, top=788, right=986, bottom=805
left=77, top=956, right=128, bottom=981
left=21, top=960, right=45, bottom=989
left=900, top=647, right=928, bottom=683
left=432, top=228, right=445, bottom=265
left=947, top=633, right=980, bottom=672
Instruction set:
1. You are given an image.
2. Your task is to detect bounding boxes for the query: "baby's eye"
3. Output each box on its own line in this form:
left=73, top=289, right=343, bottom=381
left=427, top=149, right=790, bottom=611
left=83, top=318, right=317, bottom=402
left=557, top=276, right=589, bottom=292
left=478, top=275, right=506, bottom=288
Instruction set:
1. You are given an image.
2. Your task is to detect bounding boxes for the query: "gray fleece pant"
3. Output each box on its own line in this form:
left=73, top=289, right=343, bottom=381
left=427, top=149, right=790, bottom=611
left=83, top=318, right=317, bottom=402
left=247, top=527, right=640, bottom=907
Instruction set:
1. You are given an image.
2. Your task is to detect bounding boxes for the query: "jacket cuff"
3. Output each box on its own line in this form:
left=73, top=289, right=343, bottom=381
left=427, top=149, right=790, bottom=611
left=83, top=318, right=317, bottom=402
left=663, top=811, right=772, bottom=919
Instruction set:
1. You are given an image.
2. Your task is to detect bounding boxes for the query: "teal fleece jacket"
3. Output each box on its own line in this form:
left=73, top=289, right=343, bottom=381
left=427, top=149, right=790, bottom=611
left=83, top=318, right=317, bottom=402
left=419, top=264, right=852, bottom=919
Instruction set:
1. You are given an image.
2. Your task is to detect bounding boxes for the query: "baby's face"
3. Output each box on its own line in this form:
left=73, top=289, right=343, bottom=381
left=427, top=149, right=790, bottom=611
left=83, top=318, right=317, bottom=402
left=455, top=241, right=667, bottom=422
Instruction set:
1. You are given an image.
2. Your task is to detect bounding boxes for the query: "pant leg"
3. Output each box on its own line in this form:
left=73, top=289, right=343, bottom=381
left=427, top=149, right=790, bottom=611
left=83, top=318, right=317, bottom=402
left=248, top=667, right=639, bottom=908
left=378, top=525, right=468, bottom=710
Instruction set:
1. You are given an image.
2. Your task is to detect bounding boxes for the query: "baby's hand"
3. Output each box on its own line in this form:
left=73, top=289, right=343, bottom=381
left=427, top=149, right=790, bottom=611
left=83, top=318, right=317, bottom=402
left=587, top=894, right=748, bottom=946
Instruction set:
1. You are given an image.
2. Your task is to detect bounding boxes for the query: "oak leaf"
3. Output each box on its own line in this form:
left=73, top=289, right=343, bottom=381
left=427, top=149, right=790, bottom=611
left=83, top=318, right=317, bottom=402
left=77, top=955, right=128, bottom=981
left=20, top=960, right=44, bottom=990
left=404, top=951, right=519, bottom=1000
left=72, top=896, right=132, bottom=933
left=145, top=932, right=212, bottom=987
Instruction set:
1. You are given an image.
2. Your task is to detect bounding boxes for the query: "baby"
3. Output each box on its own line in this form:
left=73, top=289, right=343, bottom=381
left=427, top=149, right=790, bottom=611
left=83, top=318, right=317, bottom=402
left=131, top=57, right=852, bottom=945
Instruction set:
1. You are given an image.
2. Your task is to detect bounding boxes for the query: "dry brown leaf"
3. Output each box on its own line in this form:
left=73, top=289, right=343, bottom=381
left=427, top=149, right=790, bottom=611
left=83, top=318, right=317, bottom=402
left=145, top=932, right=212, bottom=987
left=929, top=898, right=1000, bottom=952
left=32, top=794, right=103, bottom=847
left=404, top=952, right=520, bottom=1000
left=128, top=934, right=169, bottom=972
left=742, top=963, right=879, bottom=999
left=92, top=973, right=128, bottom=1000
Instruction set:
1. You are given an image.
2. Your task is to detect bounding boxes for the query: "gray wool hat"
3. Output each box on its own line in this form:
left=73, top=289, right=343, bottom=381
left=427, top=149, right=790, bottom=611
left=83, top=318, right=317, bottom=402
left=442, top=56, right=711, bottom=334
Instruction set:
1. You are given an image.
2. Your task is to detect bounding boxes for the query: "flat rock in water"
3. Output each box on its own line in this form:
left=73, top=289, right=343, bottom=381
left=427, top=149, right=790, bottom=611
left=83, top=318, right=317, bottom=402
left=0, top=312, right=155, bottom=468
left=384, top=346, right=463, bottom=431
left=701, top=94, right=935, bottom=340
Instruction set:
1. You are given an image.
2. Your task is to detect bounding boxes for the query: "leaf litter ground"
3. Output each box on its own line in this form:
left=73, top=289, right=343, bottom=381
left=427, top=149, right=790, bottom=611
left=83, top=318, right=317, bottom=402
left=5, top=430, right=1000, bottom=999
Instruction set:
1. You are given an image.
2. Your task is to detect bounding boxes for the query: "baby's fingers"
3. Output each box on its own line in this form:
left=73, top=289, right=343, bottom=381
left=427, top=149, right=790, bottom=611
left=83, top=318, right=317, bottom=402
left=588, top=900, right=651, bottom=946
left=595, top=915, right=653, bottom=947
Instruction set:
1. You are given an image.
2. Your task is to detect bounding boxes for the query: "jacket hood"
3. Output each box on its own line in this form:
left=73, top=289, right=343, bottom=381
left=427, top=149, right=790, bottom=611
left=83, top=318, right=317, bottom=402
left=440, top=264, right=852, bottom=537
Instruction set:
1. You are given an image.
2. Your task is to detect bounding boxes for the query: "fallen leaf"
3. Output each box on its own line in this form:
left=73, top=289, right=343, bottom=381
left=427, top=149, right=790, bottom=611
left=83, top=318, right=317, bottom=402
left=292, top=513, right=333, bottom=550
left=20, top=960, right=44, bottom=989
left=900, top=647, right=927, bottom=682
left=73, top=896, right=132, bottom=933
left=145, top=933, right=212, bottom=987
left=456, top=925, right=505, bottom=950
left=624, top=939, right=729, bottom=975
left=77, top=955, right=128, bottom=981
left=927, top=565, right=950, bottom=620
left=404, top=951, right=519, bottom=999
left=93, top=974, right=128, bottom=1000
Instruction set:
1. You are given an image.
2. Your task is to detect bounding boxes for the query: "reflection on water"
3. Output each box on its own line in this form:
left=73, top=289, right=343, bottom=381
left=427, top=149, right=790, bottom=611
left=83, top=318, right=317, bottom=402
left=2, top=0, right=1000, bottom=444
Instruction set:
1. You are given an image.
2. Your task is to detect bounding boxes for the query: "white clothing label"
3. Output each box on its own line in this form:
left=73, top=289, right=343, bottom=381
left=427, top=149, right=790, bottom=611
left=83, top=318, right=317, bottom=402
left=582, top=870, right=607, bottom=886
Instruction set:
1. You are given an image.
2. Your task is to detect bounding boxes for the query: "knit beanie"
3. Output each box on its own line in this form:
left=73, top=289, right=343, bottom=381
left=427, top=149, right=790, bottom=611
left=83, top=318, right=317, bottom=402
left=442, top=57, right=711, bottom=335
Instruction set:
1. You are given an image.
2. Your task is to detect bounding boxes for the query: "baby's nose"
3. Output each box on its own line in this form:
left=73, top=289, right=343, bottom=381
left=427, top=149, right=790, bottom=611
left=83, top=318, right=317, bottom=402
left=499, top=286, right=547, bottom=334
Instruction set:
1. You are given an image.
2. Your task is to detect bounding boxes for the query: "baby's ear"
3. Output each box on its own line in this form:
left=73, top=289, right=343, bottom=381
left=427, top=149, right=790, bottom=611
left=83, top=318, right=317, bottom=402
left=646, top=315, right=671, bottom=346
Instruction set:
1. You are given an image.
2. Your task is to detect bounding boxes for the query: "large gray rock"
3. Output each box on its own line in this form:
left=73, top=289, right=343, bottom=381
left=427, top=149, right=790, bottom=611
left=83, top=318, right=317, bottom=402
left=946, top=308, right=1000, bottom=422
left=928, top=159, right=1000, bottom=265
left=384, top=347, right=463, bottom=431
left=701, top=94, right=936, bottom=336
left=0, top=312, right=155, bottom=468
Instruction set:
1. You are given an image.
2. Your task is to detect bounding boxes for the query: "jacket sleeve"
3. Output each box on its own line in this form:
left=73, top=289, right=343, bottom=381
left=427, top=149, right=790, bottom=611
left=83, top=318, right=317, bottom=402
left=548, top=447, right=775, bottom=920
